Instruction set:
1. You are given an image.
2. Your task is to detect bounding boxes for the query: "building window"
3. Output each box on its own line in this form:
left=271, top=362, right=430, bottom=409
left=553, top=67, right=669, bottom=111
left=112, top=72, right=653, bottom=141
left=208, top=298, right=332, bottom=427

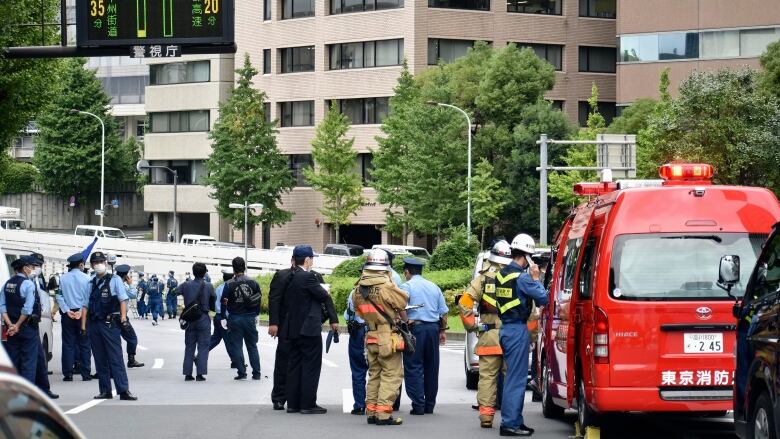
left=149, top=61, right=210, bottom=85
left=136, top=120, right=146, bottom=138
left=578, top=101, right=615, bottom=127
left=578, top=46, right=616, bottom=73
left=282, top=0, right=314, bottom=19
left=579, top=0, right=615, bottom=18
left=507, top=0, right=560, bottom=14
left=289, top=154, right=313, bottom=186
left=263, top=49, right=271, bottom=74
left=328, top=39, right=404, bottom=70
left=354, top=153, right=374, bottom=185
left=264, top=0, right=271, bottom=20
left=149, top=160, right=207, bottom=185
left=149, top=110, right=210, bottom=133
left=279, top=101, right=314, bottom=127
left=620, top=33, right=698, bottom=62
left=330, top=0, right=403, bottom=14
left=263, top=102, right=272, bottom=123
left=428, top=0, right=489, bottom=11
left=550, top=100, right=564, bottom=111
left=329, top=97, right=390, bottom=124
left=428, top=38, right=478, bottom=65
left=517, top=43, right=563, bottom=70
left=280, top=46, right=315, bottom=73
left=99, top=75, right=149, bottom=104
left=738, top=28, right=780, bottom=57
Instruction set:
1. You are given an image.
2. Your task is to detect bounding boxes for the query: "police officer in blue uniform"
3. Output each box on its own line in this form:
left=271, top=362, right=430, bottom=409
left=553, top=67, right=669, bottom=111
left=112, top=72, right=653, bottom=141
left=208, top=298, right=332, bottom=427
left=58, top=253, right=94, bottom=381
left=29, top=254, right=58, bottom=399
left=166, top=271, right=179, bottom=319
left=137, top=272, right=148, bottom=319
left=115, top=265, right=145, bottom=368
left=400, top=258, right=448, bottom=415
left=147, top=275, right=164, bottom=325
left=345, top=293, right=369, bottom=415
left=83, top=252, right=137, bottom=400
left=208, top=268, right=236, bottom=364
left=496, top=234, right=547, bottom=437
left=1, top=257, right=41, bottom=385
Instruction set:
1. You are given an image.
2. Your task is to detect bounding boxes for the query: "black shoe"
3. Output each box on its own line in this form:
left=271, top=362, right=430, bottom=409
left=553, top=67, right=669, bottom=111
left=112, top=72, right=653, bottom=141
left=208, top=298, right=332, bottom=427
left=424, top=408, right=434, bottom=414
left=119, top=391, right=138, bottom=401
left=410, top=408, right=425, bottom=416
left=375, top=416, right=402, bottom=426
left=351, top=407, right=366, bottom=415
left=300, top=406, right=327, bottom=414
left=196, top=375, right=206, bottom=381
left=94, top=392, right=113, bottom=400
left=499, top=426, right=534, bottom=437
left=234, top=374, right=247, bottom=380
left=252, top=373, right=261, bottom=380
left=63, top=376, right=73, bottom=382
left=185, top=375, right=195, bottom=381
left=472, top=404, right=479, bottom=410
left=45, top=390, right=59, bottom=399
left=286, top=407, right=300, bottom=414
left=89, top=373, right=98, bottom=379
left=127, top=357, right=145, bottom=368
left=273, top=401, right=285, bottom=411
left=81, top=375, right=93, bottom=382
left=367, top=416, right=377, bottom=424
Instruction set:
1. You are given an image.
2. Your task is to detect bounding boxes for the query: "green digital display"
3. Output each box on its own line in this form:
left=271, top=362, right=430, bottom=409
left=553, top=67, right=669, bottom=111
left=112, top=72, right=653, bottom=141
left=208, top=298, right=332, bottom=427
left=77, top=0, right=233, bottom=47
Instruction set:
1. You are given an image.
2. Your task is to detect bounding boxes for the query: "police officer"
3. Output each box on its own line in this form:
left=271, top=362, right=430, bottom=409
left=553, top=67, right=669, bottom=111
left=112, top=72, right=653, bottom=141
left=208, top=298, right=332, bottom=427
left=352, top=249, right=409, bottom=426
left=208, top=268, right=235, bottom=363
left=58, top=253, right=94, bottom=381
left=29, top=254, right=58, bottom=399
left=1, top=257, right=41, bottom=385
left=223, top=257, right=262, bottom=381
left=165, top=271, right=179, bottom=319
left=114, top=265, right=145, bottom=368
left=496, top=234, right=547, bottom=437
left=147, top=275, right=164, bottom=325
left=400, top=257, right=448, bottom=415
left=137, top=272, right=148, bottom=319
left=458, top=240, right=512, bottom=428
left=82, top=252, right=137, bottom=400
left=344, top=292, right=369, bottom=416
left=180, top=262, right=214, bottom=381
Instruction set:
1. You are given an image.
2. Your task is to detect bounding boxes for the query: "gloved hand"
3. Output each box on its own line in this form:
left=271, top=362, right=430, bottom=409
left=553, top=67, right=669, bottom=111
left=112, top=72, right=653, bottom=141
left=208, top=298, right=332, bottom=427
left=80, top=328, right=88, bottom=339
left=121, top=319, right=131, bottom=330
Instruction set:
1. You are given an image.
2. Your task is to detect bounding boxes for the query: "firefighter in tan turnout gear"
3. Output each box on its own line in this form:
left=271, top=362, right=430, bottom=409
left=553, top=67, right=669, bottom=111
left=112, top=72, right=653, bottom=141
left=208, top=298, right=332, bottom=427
left=458, top=240, right=513, bottom=428
left=352, top=249, right=409, bottom=426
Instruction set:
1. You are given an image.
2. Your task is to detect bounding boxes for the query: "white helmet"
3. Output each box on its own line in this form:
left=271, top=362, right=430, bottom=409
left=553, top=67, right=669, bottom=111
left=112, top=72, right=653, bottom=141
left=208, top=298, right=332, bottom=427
left=365, top=249, right=391, bottom=271
left=487, top=240, right=512, bottom=266
left=510, top=233, right=536, bottom=255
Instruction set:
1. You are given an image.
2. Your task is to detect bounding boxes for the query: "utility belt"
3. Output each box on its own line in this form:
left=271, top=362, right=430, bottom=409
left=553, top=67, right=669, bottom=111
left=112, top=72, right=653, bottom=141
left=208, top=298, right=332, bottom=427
left=91, top=312, right=121, bottom=325
left=346, top=319, right=366, bottom=337
left=408, top=320, right=438, bottom=328
left=478, top=323, right=497, bottom=332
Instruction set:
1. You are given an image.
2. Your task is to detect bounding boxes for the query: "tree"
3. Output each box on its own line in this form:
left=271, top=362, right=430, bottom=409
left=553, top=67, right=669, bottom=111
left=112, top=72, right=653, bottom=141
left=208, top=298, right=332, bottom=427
left=760, top=40, right=780, bottom=99
left=304, top=103, right=365, bottom=244
left=467, top=159, right=508, bottom=247
left=606, top=98, right=657, bottom=134
left=204, top=54, right=295, bottom=235
left=640, top=68, right=780, bottom=193
left=34, top=58, right=136, bottom=202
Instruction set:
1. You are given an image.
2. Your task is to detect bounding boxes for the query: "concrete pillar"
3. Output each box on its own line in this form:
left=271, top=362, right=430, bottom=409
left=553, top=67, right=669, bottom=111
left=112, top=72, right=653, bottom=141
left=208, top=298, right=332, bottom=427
left=153, top=212, right=169, bottom=242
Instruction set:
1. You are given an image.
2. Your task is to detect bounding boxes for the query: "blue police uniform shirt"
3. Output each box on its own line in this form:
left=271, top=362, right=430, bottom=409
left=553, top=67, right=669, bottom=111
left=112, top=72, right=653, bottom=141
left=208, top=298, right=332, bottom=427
left=390, top=269, right=402, bottom=286
left=344, top=294, right=365, bottom=324
left=401, top=275, right=448, bottom=322
left=0, top=274, right=37, bottom=316
left=214, top=283, right=228, bottom=316
left=32, top=275, right=51, bottom=315
left=83, top=273, right=129, bottom=309
left=507, top=261, right=548, bottom=307
left=58, top=268, right=91, bottom=311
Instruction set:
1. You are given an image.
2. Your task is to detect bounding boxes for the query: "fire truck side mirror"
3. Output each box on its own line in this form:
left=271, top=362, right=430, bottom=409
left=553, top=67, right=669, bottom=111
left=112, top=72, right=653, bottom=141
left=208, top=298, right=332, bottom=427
left=718, top=255, right=740, bottom=293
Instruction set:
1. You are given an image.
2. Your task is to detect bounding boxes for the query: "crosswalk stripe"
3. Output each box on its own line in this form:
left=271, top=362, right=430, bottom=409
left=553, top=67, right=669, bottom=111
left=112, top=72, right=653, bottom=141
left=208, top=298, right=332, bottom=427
left=65, top=399, right=105, bottom=415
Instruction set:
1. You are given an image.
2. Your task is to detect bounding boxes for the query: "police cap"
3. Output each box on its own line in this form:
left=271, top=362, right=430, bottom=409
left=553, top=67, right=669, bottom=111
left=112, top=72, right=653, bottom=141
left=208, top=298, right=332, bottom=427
left=138, top=272, right=145, bottom=278
left=89, top=252, right=107, bottom=263
left=402, top=257, right=425, bottom=268
left=115, top=264, right=131, bottom=275
left=29, top=253, right=44, bottom=266
left=10, top=258, right=28, bottom=270
left=67, top=253, right=85, bottom=265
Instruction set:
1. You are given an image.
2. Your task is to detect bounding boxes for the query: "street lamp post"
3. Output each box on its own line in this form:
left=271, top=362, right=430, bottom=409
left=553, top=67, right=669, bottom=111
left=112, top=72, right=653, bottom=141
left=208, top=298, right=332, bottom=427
left=71, top=110, right=105, bottom=228
left=229, top=202, right=264, bottom=266
left=137, top=160, right=178, bottom=242
left=427, top=101, right=472, bottom=243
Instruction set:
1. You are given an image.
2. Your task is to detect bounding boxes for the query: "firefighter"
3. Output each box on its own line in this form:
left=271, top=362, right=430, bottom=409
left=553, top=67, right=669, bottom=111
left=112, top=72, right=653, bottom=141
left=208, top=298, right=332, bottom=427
left=352, top=249, right=409, bottom=426
left=458, top=240, right=512, bottom=428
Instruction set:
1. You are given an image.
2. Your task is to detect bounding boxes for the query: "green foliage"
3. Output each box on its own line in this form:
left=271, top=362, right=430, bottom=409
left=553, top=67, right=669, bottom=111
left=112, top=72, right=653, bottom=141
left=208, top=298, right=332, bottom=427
left=330, top=255, right=368, bottom=278
left=467, top=158, right=508, bottom=247
left=607, top=98, right=658, bottom=135
left=760, top=40, right=780, bottom=99
left=205, top=54, right=295, bottom=228
left=428, top=225, right=480, bottom=271
left=304, top=103, right=365, bottom=243
left=640, top=68, right=780, bottom=193
left=34, top=58, right=134, bottom=200
left=0, top=156, right=38, bottom=193
left=659, top=68, right=672, bottom=103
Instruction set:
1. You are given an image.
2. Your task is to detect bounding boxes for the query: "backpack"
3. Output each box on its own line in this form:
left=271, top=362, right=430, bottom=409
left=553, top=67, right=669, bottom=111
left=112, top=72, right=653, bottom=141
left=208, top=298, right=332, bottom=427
left=233, top=279, right=261, bottom=310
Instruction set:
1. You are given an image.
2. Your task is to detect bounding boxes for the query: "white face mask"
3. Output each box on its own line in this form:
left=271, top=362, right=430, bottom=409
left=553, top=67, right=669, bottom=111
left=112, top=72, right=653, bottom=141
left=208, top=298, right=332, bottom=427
left=94, top=263, right=107, bottom=274
left=33, top=267, right=42, bottom=277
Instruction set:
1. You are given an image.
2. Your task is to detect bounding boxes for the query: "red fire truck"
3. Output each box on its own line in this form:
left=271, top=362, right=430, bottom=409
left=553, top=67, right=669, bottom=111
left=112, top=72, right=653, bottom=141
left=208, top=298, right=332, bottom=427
left=533, top=163, right=780, bottom=428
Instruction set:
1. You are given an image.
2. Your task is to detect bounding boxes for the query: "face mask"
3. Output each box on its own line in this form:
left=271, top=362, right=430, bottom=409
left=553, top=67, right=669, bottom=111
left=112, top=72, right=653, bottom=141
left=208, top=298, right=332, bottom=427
left=33, top=267, right=42, bottom=277
left=94, top=263, right=107, bottom=274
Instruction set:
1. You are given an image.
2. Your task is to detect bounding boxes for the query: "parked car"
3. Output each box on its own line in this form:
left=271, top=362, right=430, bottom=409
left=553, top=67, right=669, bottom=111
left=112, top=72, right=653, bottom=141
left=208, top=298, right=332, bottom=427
left=180, top=234, right=218, bottom=246
left=0, top=219, right=26, bottom=230
left=734, top=222, right=780, bottom=439
left=324, top=244, right=364, bottom=257
left=372, top=244, right=431, bottom=259
left=74, top=225, right=126, bottom=239
left=0, top=343, right=83, bottom=437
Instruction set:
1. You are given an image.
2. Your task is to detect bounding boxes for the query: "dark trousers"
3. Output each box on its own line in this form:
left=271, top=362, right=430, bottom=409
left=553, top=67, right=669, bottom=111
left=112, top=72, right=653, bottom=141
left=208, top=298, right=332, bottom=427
left=208, top=316, right=234, bottom=359
left=35, top=339, right=51, bottom=392
left=348, top=326, right=368, bottom=410
left=166, top=294, right=177, bottom=317
left=89, top=319, right=129, bottom=395
left=119, top=319, right=138, bottom=356
left=137, top=300, right=147, bottom=317
left=4, top=324, right=39, bottom=383
left=149, top=298, right=163, bottom=321
left=61, top=313, right=92, bottom=378
left=183, top=315, right=211, bottom=376
left=403, top=322, right=440, bottom=412
left=286, top=336, right=323, bottom=410
left=227, top=314, right=260, bottom=376
left=271, top=337, right=290, bottom=404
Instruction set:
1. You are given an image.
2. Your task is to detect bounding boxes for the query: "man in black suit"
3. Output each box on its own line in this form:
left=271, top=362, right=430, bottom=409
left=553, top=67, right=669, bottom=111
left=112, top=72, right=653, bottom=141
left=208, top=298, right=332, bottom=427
left=281, top=245, right=338, bottom=415
left=268, top=258, right=295, bottom=410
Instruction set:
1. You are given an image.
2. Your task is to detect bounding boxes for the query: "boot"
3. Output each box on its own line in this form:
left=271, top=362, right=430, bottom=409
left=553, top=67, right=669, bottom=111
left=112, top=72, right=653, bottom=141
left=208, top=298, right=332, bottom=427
left=127, top=355, right=145, bottom=368
left=480, top=415, right=494, bottom=429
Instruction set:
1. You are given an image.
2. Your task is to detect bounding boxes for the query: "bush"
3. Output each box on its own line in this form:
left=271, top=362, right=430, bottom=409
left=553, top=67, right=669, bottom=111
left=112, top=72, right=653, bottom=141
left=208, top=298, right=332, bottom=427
left=330, top=255, right=367, bottom=278
left=0, top=158, right=38, bottom=193
left=428, top=225, right=480, bottom=271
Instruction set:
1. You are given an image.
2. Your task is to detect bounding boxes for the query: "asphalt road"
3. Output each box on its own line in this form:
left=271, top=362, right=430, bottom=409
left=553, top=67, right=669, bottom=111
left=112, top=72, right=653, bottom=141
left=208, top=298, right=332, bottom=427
left=46, top=316, right=737, bottom=439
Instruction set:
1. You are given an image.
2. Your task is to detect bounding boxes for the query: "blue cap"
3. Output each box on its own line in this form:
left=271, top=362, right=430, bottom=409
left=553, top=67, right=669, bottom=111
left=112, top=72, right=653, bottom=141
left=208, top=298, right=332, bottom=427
left=29, top=253, right=44, bottom=266
left=90, top=252, right=107, bottom=263
left=292, top=245, right=314, bottom=259
left=67, top=253, right=84, bottom=264
left=11, top=258, right=31, bottom=270
left=138, top=272, right=145, bottom=277
left=115, top=264, right=131, bottom=274
left=403, top=257, right=425, bottom=268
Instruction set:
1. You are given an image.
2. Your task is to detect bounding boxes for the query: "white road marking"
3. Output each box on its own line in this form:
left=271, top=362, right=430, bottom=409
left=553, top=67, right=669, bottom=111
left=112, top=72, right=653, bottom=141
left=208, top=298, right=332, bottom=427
left=65, top=399, right=105, bottom=415
left=441, top=348, right=463, bottom=354
left=152, top=358, right=164, bottom=369
left=137, top=345, right=149, bottom=351
left=322, top=358, right=339, bottom=368
left=342, top=388, right=353, bottom=414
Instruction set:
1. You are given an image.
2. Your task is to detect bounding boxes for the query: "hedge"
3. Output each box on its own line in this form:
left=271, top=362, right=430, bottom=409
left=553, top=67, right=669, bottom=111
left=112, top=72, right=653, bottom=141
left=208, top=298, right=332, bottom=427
left=0, top=161, right=38, bottom=193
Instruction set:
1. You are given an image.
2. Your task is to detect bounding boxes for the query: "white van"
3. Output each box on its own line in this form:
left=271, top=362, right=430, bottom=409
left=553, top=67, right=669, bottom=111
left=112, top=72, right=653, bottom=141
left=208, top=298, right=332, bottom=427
left=74, top=225, right=127, bottom=239
left=0, top=219, right=26, bottom=230
left=372, top=244, right=431, bottom=259
left=180, top=234, right=217, bottom=246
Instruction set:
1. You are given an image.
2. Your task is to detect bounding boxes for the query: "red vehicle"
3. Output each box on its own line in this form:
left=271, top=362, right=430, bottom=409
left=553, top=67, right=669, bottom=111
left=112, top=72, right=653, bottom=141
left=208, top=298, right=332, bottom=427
left=533, top=163, right=780, bottom=429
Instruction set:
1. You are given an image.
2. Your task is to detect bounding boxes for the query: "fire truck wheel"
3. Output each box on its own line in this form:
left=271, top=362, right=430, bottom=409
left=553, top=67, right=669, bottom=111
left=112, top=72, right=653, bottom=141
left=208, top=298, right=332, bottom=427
left=541, top=361, right=564, bottom=419
left=577, top=379, right=599, bottom=429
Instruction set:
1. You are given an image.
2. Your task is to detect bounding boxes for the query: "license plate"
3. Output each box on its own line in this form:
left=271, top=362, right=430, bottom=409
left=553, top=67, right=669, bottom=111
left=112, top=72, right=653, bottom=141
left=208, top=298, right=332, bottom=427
left=683, top=333, right=723, bottom=353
